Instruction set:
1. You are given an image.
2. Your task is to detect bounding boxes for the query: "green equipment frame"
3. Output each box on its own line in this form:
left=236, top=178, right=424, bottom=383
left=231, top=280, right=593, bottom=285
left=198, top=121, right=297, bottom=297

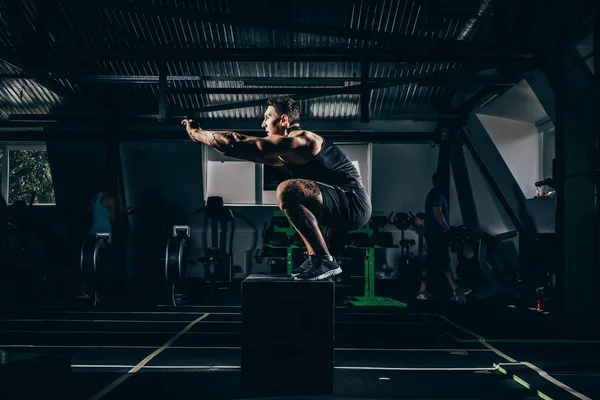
left=264, top=210, right=302, bottom=275
left=345, top=213, right=407, bottom=307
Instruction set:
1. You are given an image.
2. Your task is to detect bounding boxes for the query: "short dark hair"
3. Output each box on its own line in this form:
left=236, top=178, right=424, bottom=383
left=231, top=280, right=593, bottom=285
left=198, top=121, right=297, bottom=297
left=416, top=212, right=426, bottom=220
left=96, top=169, right=114, bottom=194
left=432, top=172, right=442, bottom=188
left=266, top=96, right=301, bottom=125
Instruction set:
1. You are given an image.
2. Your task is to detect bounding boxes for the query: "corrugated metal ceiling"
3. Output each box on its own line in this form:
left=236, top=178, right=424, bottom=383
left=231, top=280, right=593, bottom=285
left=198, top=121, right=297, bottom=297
left=0, top=60, right=66, bottom=119
left=0, top=0, right=488, bottom=121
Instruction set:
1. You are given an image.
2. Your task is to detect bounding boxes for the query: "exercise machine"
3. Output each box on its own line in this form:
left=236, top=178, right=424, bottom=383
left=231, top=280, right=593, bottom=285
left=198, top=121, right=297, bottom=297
left=161, top=196, right=235, bottom=305
left=0, top=193, right=50, bottom=304
left=1, top=194, right=38, bottom=275
left=80, top=232, right=111, bottom=306
left=200, top=196, right=235, bottom=286
left=164, top=225, right=192, bottom=306
left=344, top=213, right=407, bottom=307
left=254, top=210, right=305, bottom=275
left=387, top=212, right=418, bottom=279
left=450, top=226, right=532, bottom=300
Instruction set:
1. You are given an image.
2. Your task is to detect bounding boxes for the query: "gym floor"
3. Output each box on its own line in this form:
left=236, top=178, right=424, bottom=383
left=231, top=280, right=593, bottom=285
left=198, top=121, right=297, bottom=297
left=1, top=287, right=599, bottom=400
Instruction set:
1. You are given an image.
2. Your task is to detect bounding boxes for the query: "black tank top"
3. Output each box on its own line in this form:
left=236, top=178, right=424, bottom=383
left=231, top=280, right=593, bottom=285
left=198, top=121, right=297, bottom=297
left=284, top=127, right=364, bottom=189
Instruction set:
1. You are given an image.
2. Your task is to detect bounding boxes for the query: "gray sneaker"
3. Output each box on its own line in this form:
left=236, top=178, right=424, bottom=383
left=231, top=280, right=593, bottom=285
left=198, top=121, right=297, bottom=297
left=416, top=290, right=432, bottom=300
left=451, top=287, right=472, bottom=302
left=291, top=254, right=319, bottom=277
left=294, top=258, right=342, bottom=281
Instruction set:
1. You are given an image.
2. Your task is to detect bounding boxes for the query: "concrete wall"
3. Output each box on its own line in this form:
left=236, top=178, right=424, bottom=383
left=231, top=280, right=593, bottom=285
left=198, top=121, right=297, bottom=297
left=477, top=114, right=540, bottom=199
left=371, top=143, right=438, bottom=273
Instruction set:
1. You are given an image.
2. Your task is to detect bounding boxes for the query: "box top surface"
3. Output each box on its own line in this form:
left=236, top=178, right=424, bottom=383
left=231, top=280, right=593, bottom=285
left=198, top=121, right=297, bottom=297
left=0, top=350, right=52, bottom=366
left=243, top=274, right=334, bottom=284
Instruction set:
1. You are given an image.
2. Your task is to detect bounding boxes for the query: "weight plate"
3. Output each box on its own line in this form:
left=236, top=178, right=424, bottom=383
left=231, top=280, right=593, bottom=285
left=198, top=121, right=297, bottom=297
left=165, top=237, right=188, bottom=283
left=178, top=239, right=189, bottom=280
left=80, top=236, right=97, bottom=276
left=94, top=239, right=107, bottom=278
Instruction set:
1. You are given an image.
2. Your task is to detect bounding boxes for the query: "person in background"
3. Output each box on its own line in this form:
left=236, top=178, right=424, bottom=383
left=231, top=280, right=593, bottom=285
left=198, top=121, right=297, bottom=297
left=416, top=172, right=471, bottom=302
left=413, top=212, right=425, bottom=229
left=79, top=170, right=130, bottom=300
left=87, top=170, right=118, bottom=236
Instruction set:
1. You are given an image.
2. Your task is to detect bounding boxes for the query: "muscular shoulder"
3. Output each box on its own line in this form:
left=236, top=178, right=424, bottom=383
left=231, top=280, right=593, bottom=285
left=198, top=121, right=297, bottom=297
left=287, top=130, right=322, bottom=152
left=101, top=193, right=116, bottom=208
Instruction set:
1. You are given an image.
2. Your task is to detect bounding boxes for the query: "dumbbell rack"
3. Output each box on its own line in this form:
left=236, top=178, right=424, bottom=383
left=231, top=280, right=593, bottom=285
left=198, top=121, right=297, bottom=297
left=345, top=214, right=407, bottom=308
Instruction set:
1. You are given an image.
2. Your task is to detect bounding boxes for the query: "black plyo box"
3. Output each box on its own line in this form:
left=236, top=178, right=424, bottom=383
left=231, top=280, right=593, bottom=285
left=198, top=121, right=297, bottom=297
left=241, top=274, right=335, bottom=396
left=0, top=350, right=71, bottom=399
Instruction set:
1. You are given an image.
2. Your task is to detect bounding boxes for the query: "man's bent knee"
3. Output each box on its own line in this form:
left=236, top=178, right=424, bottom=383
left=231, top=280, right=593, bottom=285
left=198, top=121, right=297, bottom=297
left=276, top=179, right=323, bottom=208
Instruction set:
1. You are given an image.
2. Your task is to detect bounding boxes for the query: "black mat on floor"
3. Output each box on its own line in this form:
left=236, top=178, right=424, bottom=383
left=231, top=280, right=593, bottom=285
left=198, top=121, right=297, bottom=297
left=0, top=305, right=597, bottom=400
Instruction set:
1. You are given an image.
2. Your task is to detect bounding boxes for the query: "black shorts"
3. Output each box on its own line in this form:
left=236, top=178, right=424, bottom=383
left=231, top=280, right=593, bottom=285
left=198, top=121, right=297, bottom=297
left=316, top=182, right=372, bottom=231
left=424, top=232, right=451, bottom=273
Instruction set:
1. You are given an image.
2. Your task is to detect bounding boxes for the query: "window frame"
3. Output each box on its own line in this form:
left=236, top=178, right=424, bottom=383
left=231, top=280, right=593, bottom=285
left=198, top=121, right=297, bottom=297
left=202, top=142, right=372, bottom=206
left=0, top=141, right=56, bottom=205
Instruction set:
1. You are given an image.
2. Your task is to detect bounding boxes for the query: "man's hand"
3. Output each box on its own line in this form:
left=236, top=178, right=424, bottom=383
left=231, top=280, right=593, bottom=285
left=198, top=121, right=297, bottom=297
left=181, top=119, right=203, bottom=142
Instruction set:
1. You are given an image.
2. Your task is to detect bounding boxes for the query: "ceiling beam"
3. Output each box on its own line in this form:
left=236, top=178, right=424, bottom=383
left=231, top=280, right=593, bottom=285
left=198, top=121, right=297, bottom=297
left=360, top=62, right=370, bottom=123
left=4, top=115, right=455, bottom=125
left=182, top=65, right=521, bottom=115
left=2, top=46, right=541, bottom=64
left=61, top=0, right=536, bottom=58
left=0, top=117, right=440, bottom=142
left=454, top=86, right=510, bottom=115
left=0, top=129, right=437, bottom=143
left=0, top=74, right=519, bottom=87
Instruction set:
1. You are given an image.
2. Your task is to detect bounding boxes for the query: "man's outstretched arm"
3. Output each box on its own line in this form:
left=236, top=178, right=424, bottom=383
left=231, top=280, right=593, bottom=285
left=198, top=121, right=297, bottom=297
left=182, top=119, right=306, bottom=164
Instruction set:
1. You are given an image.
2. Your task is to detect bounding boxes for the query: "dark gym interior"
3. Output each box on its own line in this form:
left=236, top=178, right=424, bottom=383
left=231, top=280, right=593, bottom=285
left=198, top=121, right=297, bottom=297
left=0, top=0, right=598, bottom=399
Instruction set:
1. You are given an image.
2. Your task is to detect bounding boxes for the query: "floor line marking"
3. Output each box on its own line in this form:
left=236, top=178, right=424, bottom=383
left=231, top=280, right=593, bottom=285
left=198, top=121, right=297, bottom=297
left=0, top=330, right=442, bottom=336
left=73, top=364, right=496, bottom=372
left=0, top=344, right=240, bottom=349
left=0, top=344, right=492, bottom=352
left=5, top=310, right=438, bottom=317
left=0, top=319, right=427, bottom=326
left=5, top=309, right=438, bottom=316
left=0, top=319, right=238, bottom=323
left=87, top=313, right=209, bottom=400
left=31, top=311, right=232, bottom=315
left=453, top=338, right=600, bottom=344
left=440, top=316, right=592, bottom=400
left=335, top=366, right=495, bottom=371
left=0, top=330, right=239, bottom=334
left=156, top=305, right=240, bottom=308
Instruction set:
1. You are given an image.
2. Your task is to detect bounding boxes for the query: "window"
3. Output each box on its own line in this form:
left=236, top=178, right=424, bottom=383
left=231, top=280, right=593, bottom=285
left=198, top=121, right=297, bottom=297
left=203, top=142, right=372, bottom=206
left=261, top=143, right=371, bottom=205
left=0, top=143, right=56, bottom=205
left=263, top=165, right=291, bottom=191
left=263, top=158, right=366, bottom=191
left=206, top=160, right=256, bottom=204
left=336, top=143, right=371, bottom=195
left=203, top=146, right=257, bottom=205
